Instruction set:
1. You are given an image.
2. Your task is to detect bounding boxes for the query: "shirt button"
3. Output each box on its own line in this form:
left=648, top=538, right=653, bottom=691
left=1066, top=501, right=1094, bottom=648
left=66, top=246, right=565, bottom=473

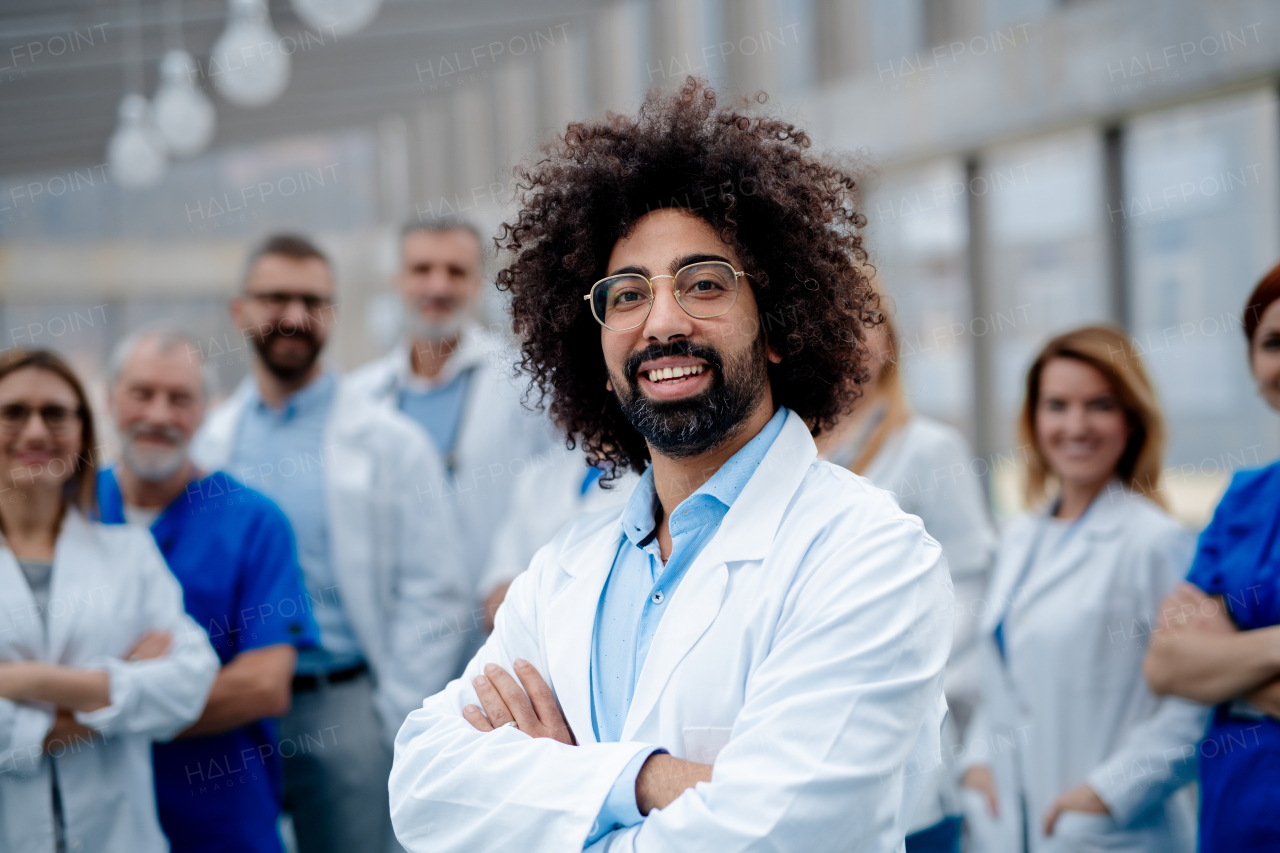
left=651, top=590, right=664, bottom=604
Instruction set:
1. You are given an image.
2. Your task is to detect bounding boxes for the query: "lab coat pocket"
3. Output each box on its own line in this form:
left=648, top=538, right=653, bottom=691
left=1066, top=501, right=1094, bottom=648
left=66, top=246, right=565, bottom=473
left=682, top=726, right=732, bottom=764
left=960, top=787, right=1006, bottom=853
left=1050, top=811, right=1130, bottom=852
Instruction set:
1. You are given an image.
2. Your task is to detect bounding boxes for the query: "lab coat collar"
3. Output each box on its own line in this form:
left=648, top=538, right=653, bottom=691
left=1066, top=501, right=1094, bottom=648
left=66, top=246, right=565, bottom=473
left=545, top=410, right=816, bottom=743
left=391, top=322, right=506, bottom=392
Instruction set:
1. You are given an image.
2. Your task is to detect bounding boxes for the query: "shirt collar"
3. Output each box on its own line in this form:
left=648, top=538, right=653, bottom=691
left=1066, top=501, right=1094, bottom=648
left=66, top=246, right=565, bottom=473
left=619, top=406, right=788, bottom=547
left=249, top=368, right=337, bottom=420
left=398, top=322, right=489, bottom=392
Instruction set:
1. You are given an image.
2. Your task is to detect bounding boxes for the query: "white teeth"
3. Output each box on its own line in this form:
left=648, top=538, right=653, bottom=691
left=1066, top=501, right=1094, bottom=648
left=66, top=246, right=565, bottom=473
left=646, top=364, right=706, bottom=382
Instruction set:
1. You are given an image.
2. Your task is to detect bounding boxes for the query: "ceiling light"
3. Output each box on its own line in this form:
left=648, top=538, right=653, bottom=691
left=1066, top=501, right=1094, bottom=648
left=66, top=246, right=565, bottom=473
left=153, top=49, right=216, bottom=157
left=210, top=0, right=290, bottom=107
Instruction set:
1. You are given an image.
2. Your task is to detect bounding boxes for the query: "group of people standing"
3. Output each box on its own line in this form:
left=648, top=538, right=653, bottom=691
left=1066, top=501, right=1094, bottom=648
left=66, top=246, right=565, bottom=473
left=1, top=77, right=1278, bottom=853
left=833, top=295, right=1280, bottom=853
left=0, top=220, right=594, bottom=853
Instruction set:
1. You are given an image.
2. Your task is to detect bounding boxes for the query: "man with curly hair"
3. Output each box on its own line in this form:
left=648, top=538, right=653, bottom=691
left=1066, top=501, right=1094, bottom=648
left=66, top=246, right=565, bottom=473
left=390, top=79, right=953, bottom=852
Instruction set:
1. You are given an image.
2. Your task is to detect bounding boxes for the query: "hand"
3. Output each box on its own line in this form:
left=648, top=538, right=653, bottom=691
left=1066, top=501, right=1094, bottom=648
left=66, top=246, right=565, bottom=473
left=636, top=753, right=713, bottom=815
left=1244, top=678, right=1280, bottom=720
left=44, top=709, right=95, bottom=753
left=1043, top=783, right=1109, bottom=836
left=126, top=629, right=172, bottom=661
left=481, top=582, right=511, bottom=634
left=1156, top=585, right=1235, bottom=636
left=961, top=765, right=999, bottom=817
left=462, top=659, right=575, bottom=746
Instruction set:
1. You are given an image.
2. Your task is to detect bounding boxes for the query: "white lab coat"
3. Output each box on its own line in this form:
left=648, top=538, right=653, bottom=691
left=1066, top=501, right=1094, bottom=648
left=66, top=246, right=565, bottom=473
left=960, top=485, right=1209, bottom=853
left=192, top=374, right=471, bottom=740
left=856, top=416, right=997, bottom=833
left=390, top=410, right=954, bottom=853
left=0, top=510, right=219, bottom=853
left=478, top=444, right=639, bottom=598
left=345, top=324, right=558, bottom=587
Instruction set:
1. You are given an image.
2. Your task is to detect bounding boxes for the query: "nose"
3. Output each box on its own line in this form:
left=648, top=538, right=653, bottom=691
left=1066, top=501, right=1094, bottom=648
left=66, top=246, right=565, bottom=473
left=280, top=298, right=311, bottom=329
left=16, top=409, right=54, bottom=444
left=640, top=277, right=693, bottom=344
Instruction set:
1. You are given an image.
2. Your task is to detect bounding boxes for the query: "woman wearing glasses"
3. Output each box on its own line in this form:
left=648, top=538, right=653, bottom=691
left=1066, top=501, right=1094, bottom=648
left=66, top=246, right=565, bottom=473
left=0, top=349, right=218, bottom=853
left=958, top=327, right=1207, bottom=853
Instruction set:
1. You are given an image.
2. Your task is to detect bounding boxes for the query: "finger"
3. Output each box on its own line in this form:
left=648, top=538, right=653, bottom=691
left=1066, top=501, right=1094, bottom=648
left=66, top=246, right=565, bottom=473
left=1043, top=805, right=1060, bottom=836
left=483, top=664, right=539, bottom=729
left=987, top=789, right=1000, bottom=818
left=513, top=659, right=558, bottom=724
left=473, top=674, right=515, bottom=727
left=462, top=703, right=493, bottom=732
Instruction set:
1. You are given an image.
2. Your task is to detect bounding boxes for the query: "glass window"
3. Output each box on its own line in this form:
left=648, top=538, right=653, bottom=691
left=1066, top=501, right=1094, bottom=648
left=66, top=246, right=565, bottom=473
left=864, top=159, right=975, bottom=437
left=986, top=129, right=1111, bottom=456
left=1124, top=89, right=1280, bottom=518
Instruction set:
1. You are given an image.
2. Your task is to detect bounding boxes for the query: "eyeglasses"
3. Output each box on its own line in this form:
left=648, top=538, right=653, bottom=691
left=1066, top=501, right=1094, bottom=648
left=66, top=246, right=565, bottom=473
left=249, top=292, right=333, bottom=313
left=583, top=261, right=747, bottom=331
left=0, top=403, right=83, bottom=436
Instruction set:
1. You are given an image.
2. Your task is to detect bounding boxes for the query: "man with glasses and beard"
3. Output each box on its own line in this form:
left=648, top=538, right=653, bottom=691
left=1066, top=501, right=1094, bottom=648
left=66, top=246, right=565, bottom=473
left=389, top=79, right=953, bottom=853
left=97, top=325, right=318, bottom=853
left=191, top=234, right=470, bottom=853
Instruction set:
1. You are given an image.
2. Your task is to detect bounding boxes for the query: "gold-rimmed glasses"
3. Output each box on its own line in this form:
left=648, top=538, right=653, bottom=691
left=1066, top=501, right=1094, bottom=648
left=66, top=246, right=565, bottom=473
left=583, top=261, right=747, bottom=331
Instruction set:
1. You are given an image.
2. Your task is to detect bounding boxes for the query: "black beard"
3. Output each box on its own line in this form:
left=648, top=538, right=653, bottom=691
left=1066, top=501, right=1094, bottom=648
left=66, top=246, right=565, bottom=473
left=612, top=337, right=768, bottom=460
left=251, top=324, right=323, bottom=383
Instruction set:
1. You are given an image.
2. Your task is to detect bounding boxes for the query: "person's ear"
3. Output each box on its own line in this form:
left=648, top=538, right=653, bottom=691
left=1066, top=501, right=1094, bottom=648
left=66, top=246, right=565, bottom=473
left=766, top=341, right=782, bottom=364
left=606, top=378, right=613, bottom=392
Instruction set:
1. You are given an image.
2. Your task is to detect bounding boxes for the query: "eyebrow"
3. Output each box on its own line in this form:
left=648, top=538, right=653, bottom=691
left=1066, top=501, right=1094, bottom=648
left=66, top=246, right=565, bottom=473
left=608, top=252, right=736, bottom=278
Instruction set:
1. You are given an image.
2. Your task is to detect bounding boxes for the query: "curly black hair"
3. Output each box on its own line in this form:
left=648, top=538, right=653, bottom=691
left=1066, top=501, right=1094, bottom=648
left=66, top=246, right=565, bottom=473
left=497, top=78, right=878, bottom=479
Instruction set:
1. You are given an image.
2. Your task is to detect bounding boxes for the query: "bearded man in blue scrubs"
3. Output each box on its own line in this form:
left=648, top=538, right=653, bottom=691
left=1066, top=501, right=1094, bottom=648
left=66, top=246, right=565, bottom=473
left=98, top=325, right=318, bottom=853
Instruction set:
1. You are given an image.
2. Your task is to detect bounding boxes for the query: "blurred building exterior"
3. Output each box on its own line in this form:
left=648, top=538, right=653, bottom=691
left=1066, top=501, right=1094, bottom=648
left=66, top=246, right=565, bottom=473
left=2, top=0, right=1278, bottom=521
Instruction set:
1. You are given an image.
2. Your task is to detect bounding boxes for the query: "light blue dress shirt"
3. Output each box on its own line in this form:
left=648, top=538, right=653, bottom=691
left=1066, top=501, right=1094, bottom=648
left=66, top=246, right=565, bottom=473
left=226, top=370, right=364, bottom=675
left=586, top=407, right=787, bottom=844
left=397, top=367, right=473, bottom=470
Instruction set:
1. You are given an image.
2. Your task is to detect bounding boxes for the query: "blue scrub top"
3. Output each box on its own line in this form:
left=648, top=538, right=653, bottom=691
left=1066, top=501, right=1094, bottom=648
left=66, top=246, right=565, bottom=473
left=97, top=468, right=319, bottom=853
left=1185, top=460, right=1280, bottom=853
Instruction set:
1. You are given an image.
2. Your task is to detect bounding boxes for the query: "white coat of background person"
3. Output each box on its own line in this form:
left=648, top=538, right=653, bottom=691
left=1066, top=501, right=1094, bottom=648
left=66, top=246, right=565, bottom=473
left=816, top=305, right=996, bottom=847
left=959, top=326, right=1210, bottom=853
left=476, top=444, right=640, bottom=632
left=192, top=256, right=468, bottom=744
left=390, top=83, right=954, bottom=852
left=346, top=219, right=557, bottom=613
left=0, top=349, right=219, bottom=853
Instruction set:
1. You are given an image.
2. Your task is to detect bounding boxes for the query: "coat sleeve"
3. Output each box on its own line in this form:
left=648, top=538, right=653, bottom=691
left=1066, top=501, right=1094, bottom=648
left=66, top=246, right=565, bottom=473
left=0, top=700, right=55, bottom=777
left=595, top=509, right=953, bottom=853
left=75, top=534, right=220, bottom=742
left=1084, top=522, right=1209, bottom=825
left=375, top=430, right=474, bottom=736
left=389, top=550, right=655, bottom=853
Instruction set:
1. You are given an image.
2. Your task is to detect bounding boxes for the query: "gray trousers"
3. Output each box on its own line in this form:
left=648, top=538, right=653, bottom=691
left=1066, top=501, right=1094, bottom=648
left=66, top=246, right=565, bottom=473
left=281, top=672, right=395, bottom=853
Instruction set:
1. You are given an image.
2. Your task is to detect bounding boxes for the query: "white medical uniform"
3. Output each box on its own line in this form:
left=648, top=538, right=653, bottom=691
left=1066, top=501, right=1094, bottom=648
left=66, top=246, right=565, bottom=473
left=345, top=323, right=558, bottom=588
left=961, top=485, right=1209, bottom=853
left=833, top=415, right=997, bottom=835
left=478, top=444, right=639, bottom=599
left=390, top=410, right=954, bottom=852
left=0, top=511, right=220, bottom=853
left=193, top=375, right=471, bottom=738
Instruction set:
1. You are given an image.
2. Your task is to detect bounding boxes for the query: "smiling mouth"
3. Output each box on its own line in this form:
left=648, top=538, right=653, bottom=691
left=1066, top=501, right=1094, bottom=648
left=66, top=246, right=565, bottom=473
left=645, top=364, right=706, bottom=384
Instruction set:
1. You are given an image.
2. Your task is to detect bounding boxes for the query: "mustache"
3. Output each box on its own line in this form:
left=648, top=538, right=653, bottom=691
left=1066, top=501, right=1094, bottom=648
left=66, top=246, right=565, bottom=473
left=125, top=423, right=186, bottom=445
left=623, top=341, right=724, bottom=385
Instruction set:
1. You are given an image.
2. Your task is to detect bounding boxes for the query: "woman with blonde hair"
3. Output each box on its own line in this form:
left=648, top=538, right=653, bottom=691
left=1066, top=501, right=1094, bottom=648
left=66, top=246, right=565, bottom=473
left=819, top=304, right=996, bottom=853
left=959, top=326, right=1208, bottom=853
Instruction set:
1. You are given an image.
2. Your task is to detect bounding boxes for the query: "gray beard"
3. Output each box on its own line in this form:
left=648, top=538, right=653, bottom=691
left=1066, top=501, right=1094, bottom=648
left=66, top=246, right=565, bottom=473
left=405, top=308, right=468, bottom=345
left=120, top=437, right=189, bottom=482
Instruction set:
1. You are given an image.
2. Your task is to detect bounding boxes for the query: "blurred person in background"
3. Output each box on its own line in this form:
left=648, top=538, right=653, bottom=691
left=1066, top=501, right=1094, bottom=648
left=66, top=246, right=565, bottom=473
left=476, top=447, right=639, bottom=634
left=347, top=218, right=556, bottom=625
left=1144, top=263, right=1280, bottom=853
left=97, top=325, right=319, bottom=853
left=959, top=326, right=1208, bottom=853
left=191, top=233, right=469, bottom=853
left=0, top=349, right=219, bottom=853
left=816, top=299, right=996, bottom=853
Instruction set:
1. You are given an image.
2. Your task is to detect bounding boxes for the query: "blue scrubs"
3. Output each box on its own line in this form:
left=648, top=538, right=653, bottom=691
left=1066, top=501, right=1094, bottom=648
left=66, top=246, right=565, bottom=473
left=98, top=469, right=319, bottom=853
left=1185, top=461, right=1280, bottom=852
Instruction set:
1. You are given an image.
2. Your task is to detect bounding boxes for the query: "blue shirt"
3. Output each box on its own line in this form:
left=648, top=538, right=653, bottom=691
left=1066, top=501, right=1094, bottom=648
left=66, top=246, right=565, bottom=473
left=226, top=371, right=362, bottom=674
left=97, top=468, right=318, bottom=853
left=398, top=367, right=473, bottom=467
left=1185, top=460, right=1280, bottom=853
left=587, top=408, right=787, bottom=843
